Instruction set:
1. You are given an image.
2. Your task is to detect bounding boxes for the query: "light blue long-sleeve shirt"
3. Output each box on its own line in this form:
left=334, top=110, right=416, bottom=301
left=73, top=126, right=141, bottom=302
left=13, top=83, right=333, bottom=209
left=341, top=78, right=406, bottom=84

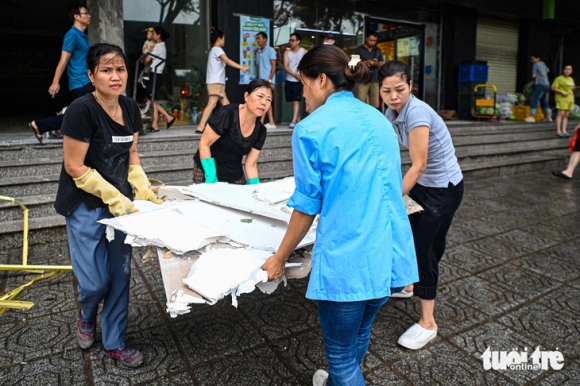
left=288, top=91, right=418, bottom=302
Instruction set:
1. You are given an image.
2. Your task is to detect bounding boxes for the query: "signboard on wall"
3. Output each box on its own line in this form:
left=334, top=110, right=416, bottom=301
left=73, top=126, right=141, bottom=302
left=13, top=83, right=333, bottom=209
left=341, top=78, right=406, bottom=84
left=239, top=15, right=269, bottom=84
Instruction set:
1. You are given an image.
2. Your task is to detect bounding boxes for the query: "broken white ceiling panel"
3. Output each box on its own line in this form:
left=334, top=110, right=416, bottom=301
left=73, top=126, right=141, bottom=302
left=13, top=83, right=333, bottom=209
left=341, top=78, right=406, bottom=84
left=179, top=178, right=297, bottom=223
left=182, top=247, right=302, bottom=308
left=174, top=200, right=316, bottom=252
left=99, top=206, right=225, bottom=255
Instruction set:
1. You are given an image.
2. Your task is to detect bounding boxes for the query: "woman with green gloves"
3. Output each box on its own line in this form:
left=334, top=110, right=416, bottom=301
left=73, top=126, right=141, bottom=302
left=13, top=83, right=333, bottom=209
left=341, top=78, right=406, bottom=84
left=192, top=79, right=271, bottom=184
left=54, top=43, right=162, bottom=368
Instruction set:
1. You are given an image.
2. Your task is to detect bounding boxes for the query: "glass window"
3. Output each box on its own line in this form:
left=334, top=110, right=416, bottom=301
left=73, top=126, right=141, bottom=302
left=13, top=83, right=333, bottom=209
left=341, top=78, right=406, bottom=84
left=123, top=0, right=208, bottom=104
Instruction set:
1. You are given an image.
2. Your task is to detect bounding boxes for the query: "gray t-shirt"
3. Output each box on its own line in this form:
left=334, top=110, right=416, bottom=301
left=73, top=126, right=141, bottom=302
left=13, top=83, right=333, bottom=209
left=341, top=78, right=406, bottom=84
left=385, top=95, right=463, bottom=188
left=532, top=61, right=550, bottom=86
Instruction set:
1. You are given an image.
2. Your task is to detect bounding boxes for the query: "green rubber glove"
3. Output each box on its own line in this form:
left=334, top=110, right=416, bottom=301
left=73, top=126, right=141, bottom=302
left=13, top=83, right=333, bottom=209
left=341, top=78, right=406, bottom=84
left=200, top=158, right=218, bottom=183
left=246, top=177, right=260, bottom=185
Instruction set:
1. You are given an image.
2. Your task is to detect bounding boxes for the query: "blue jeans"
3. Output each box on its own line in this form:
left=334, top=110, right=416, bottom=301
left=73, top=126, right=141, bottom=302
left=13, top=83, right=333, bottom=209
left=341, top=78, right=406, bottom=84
left=317, top=288, right=401, bottom=386
left=529, top=84, right=551, bottom=116
left=66, top=201, right=132, bottom=350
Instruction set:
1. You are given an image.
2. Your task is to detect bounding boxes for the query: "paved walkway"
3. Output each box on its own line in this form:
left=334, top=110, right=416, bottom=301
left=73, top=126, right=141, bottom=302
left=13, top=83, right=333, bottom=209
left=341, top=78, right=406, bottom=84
left=1, top=171, right=580, bottom=385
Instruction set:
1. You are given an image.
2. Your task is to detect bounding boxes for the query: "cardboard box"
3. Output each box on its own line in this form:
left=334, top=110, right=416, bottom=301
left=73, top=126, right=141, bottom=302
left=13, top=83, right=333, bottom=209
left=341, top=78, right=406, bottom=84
left=437, top=110, right=458, bottom=120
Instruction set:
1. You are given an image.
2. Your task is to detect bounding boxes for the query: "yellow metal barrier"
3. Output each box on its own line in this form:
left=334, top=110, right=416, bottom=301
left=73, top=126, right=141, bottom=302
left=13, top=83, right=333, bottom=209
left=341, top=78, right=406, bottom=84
left=0, top=195, right=72, bottom=315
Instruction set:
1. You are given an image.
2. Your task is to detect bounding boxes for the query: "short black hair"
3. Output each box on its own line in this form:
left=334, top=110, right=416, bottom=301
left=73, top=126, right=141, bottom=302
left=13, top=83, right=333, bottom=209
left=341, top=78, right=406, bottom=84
left=365, top=31, right=378, bottom=38
left=378, top=61, right=412, bottom=86
left=68, top=4, right=85, bottom=20
left=531, top=53, right=541, bottom=59
left=290, top=32, right=301, bottom=41
left=86, top=43, right=126, bottom=74
left=256, top=31, right=268, bottom=40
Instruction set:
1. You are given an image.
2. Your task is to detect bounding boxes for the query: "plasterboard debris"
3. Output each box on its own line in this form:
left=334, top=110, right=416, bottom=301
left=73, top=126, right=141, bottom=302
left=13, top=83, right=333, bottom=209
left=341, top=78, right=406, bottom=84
left=182, top=248, right=302, bottom=307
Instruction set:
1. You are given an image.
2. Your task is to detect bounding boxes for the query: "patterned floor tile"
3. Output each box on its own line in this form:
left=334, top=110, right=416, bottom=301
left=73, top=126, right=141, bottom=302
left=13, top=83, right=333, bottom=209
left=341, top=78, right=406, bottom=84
left=391, top=340, right=519, bottom=385
left=444, top=244, right=506, bottom=274
left=467, top=237, right=533, bottom=261
left=476, top=265, right=561, bottom=298
left=192, top=345, right=298, bottom=386
left=0, top=309, right=78, bottom=364
left=497, top=302, right=580, bottom=358
left=268, top=328, right=327, bottom=384
left=450, top=322, right=547, bottom=384
left=439, top=276, right=526, bottom=316
left=537, top=286, right=580, bottom=320
left=511, top=252, right=580, bottom=282
left=171, top=307, right=264, bottom=366
left=239, top=290, right=318, bottom=341
left=0, top=350, right=86, bottom=386
left=495, top=230, right=559, bottom=252
left=391, top=294, right=489, bottom=337
left=368, top=305, right=418, bottom=362
left=90, top=326, right=187, bottom=385
left=533, top=359, right=580, bottom=386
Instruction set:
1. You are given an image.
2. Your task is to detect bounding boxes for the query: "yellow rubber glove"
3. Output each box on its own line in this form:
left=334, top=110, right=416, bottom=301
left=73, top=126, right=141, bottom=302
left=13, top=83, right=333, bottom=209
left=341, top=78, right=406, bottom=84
left=127, top=165, right=164, bottom=204
left=74, top=168, right=139, bottom=217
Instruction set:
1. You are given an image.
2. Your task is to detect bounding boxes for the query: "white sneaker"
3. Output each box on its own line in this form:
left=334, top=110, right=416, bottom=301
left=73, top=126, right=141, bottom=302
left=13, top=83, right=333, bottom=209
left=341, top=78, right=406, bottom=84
left=524, top=116, right=536, bottom=123
left=312, top=369, right=329, bottom=386
left=397, top=323, right=437, bottom=350
left=264, top=123, right=277, bottom=129
left=390, top=289, right=414, bottom=298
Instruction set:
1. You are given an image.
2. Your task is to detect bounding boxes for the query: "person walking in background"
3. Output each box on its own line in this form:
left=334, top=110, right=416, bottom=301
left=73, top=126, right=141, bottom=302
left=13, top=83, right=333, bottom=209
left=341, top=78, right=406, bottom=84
left=353, top=31, right=384, bottom=108
left=552, top=123, right=580, bottom=180
left=193, top=79, right=271, bottom=185
left=379, top=61, right=463, bottom=351
left=551, top=65, right=577, bottom=137
left=196, top=28, right=249, bottom=134
left=55, top=43, right=162, bottom=368
left=262, top=46, right=418, bottom=386
left=525, top=53, right=552, bottom=123
left=283, top=32, right=307, bottom=128
left=29, top=5, right=94, bottom=144
left=143, top=26, right=175, bottom=132
left=322, top=33, right=336, bottom=45
left=255, top=31, right=277, bottom=129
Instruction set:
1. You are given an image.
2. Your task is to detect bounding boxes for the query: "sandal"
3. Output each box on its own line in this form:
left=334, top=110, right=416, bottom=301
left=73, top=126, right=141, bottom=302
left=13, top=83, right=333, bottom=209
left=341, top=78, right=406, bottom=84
left=29, top=122, right=44, bottom=145
left=147, top=127, right=160, bottom=133
left=166, top=118, right=175, bottom=129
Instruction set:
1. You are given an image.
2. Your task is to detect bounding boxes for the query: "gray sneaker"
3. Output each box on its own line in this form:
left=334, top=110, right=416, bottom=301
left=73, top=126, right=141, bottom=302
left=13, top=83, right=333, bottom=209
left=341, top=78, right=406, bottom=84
left=76, top=310, right=95, bottom=349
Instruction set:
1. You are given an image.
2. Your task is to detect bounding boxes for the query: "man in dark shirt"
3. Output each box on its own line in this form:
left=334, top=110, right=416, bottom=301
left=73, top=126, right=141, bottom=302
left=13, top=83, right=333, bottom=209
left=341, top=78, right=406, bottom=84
left=353, top=31, right=384, bottom=108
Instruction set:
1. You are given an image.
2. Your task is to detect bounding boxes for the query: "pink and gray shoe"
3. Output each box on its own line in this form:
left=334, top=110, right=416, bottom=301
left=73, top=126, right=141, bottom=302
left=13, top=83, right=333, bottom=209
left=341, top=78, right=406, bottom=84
left=104, top=346, right=144, bottom=368
left=76, top=310, right=95, bottom=349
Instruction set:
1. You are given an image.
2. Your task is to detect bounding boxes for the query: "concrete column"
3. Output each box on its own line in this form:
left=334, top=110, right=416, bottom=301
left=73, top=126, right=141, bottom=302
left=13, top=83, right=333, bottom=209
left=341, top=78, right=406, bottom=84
left=86, top=0, right=124, bottom=50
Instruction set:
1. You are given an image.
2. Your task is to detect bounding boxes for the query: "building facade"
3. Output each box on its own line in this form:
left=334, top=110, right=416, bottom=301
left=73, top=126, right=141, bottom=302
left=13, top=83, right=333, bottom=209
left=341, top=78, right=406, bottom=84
left=2, top=0, right=578, bottom=120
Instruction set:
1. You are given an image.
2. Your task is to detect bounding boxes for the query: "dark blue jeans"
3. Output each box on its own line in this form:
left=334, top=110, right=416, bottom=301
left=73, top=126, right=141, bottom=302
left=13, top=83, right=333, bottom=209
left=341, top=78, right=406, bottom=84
left=529, top=84, right=551, bottom=116
left=408, top=180, right=464, bottom=300
left=317, top=289, right=401, bottom=386
left=35, top=83, right=95, bottom=134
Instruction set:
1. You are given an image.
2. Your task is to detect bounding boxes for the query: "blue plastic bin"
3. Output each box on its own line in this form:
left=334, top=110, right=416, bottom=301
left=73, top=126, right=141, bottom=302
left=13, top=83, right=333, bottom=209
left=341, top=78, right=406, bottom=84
left=458, top=65, right=488, bottom=83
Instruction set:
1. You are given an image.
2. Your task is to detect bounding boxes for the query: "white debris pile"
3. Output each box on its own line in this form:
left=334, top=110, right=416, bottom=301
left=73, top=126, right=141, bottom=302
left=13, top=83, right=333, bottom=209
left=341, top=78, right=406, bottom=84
left=183, top=248, right=301, bottom=308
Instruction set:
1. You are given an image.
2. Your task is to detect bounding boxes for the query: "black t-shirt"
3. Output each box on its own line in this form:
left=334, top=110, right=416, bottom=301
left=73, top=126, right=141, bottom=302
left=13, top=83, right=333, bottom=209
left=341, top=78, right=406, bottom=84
left=54, top=93, right=143, bottom=217
left=194, top=104, right=267, bottom=182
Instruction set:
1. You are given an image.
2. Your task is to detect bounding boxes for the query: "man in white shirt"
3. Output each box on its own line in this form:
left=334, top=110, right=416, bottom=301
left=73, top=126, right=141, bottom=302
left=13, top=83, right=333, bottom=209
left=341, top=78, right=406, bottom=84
left=256, top=32, right=277, bottom=129
left=283, top=32, right=307, bottom=128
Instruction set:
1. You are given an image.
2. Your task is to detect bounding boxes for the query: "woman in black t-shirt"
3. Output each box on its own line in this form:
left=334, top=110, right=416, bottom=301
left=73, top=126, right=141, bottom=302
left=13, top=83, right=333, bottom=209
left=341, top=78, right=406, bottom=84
left=193, top=79, right=271, bottom=184
left=54, top=43, right=161, bottom=368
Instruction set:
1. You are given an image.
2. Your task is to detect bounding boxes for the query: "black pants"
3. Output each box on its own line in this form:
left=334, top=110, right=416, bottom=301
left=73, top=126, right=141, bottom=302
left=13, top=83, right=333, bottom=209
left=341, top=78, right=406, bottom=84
left=35, top=83, right=95, bottom=134
left=408, top=180, right=464, bottom=300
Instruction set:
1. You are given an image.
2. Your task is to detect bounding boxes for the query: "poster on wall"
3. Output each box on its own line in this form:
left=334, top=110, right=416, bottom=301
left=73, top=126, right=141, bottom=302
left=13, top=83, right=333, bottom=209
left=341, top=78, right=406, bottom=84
left=239, top=15, right=270, bottom=84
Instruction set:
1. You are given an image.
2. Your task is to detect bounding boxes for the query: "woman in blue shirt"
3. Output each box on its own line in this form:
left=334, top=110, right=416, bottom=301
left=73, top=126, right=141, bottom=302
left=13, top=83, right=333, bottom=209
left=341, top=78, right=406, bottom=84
left=262, top=45, right=418, bottom=386
left=379, top=61, right=464, bottom=351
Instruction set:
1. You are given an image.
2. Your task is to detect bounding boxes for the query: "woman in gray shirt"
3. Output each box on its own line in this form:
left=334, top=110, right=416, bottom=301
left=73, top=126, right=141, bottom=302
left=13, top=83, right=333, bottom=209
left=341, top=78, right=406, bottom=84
left=379, top=61, right=464, bottom=351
